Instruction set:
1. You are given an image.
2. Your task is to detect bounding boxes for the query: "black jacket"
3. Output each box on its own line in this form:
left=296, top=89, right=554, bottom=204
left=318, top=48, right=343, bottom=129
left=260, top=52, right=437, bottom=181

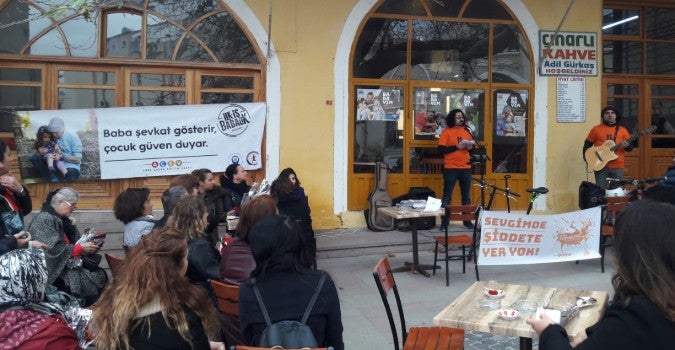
left=239, top=270, right=344, bottom=350
left=219, top=177, right=250, bottom=214
left=0, top=186, right=31, bottom=255
left=276, top=187, right=316, bottom=267
left=126, top=307, right=210, bottom=350
left=187, top=237, right=222, bottom=299
left=539, top=295, right=675, bottom=349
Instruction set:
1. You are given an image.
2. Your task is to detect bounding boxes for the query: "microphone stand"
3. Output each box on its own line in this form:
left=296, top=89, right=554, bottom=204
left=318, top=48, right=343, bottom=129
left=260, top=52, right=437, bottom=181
left=465, top=126, right=490, bottom=208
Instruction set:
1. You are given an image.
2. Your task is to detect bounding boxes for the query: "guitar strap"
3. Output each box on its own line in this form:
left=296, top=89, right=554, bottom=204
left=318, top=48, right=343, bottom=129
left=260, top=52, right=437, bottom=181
left=613, top=125, right=619, bottom=141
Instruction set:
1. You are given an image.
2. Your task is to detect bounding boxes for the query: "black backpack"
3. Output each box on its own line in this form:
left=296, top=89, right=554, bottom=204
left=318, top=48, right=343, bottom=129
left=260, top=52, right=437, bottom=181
left=252, top=275, right=326, bottom=349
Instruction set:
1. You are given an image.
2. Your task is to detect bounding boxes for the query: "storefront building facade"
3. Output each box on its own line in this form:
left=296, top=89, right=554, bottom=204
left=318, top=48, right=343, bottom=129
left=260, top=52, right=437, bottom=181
left=1, top=0, right=673, bottom=229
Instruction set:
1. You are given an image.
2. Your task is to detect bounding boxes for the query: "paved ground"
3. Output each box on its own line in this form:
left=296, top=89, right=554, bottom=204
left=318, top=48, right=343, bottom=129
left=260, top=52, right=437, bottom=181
left=314, top=225, right=616, bottom=350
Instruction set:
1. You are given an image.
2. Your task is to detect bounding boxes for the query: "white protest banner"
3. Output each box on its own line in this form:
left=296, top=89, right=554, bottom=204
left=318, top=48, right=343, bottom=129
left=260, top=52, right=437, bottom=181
left=478, top=207, right=601, bottom=266
left=15, top=103, right=266, bottom=182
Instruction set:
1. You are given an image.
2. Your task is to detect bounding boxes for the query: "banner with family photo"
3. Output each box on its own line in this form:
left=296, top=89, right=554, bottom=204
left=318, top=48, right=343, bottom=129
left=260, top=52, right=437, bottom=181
left=478, top=207, right=601, bottom=266
left=11, top=103, right=266, bottom=183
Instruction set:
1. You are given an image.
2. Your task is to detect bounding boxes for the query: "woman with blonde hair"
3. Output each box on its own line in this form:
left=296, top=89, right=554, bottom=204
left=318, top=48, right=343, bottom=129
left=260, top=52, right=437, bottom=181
left=92, top=227, right=222, bottom=350
left=167, top=196, right=221, bottom=295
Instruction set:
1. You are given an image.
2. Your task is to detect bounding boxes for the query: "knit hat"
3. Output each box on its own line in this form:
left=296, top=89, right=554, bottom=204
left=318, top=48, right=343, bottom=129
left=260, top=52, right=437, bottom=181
left=46, top=117, right=65, bottom=133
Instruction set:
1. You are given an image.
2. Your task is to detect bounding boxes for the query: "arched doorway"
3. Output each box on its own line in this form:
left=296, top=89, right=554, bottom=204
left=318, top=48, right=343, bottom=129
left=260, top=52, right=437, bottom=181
left=345, top=0, right=536, bottom=212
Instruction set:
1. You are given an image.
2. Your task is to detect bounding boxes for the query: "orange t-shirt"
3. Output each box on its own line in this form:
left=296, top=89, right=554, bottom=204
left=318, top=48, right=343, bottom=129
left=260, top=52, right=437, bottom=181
left=438, top=127, right=473, bottom=169
left=585, top=124, right=631, bottom=169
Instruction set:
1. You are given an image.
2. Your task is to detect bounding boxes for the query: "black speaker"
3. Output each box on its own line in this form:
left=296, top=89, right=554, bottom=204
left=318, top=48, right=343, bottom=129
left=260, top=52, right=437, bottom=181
left=579, top=181, right=606, bottom=209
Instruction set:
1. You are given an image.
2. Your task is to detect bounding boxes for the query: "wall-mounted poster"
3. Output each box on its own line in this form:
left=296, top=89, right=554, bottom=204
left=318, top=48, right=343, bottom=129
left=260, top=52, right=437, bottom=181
left=412, top=88, right=484, bottom=141
left=494, top=90, right=528, bottom=139
left=356, top=87, right=402, bottom=121
left=354, top=87, right=404, bottom=173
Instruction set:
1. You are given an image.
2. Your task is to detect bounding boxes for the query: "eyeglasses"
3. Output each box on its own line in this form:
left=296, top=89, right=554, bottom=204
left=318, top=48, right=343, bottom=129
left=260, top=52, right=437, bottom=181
left=63, top=200, right=77, bottom=209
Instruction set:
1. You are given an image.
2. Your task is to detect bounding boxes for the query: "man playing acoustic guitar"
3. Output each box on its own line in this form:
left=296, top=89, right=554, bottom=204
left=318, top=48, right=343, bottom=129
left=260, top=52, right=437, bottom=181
left=583, top=106, right=634, bottom=189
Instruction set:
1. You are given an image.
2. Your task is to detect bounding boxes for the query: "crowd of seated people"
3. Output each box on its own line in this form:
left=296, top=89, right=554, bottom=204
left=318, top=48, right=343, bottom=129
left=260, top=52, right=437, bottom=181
left=2, top=157, right=342, bottom=349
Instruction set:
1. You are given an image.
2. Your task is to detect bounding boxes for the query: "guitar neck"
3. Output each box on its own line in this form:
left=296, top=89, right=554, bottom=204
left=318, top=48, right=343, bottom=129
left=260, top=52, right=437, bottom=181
left=608, top=127, right=655, bottom=151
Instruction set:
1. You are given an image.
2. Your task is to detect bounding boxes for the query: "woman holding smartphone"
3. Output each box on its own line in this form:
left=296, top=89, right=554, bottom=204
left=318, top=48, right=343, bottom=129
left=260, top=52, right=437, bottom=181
left=0, top=139, right=47, bottom=255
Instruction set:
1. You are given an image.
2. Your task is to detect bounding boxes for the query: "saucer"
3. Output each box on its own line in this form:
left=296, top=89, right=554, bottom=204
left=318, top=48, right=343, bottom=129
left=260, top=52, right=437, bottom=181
left=497, top=309, right=520, bottom=320
left=483, top=288, right=505, bottom=299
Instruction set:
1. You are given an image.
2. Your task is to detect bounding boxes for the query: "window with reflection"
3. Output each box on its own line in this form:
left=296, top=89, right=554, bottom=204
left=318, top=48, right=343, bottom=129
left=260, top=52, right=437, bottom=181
left=354, top=86, right=404, bottom=173
left=602, top=8, right=641, bottom=36
left=0, top=67, right=42, bottom=110
left=131, top=90, right=185, bottom=106
left=603, top=41, right=643, bottom=74
left=58, top=88, right=115, bottom=109
left=106, top=12, right=141, bottom=58
left=351, top=0, right=532, bottom=182
left=651, top=86, right=675, bottom=148
left=0, top=0, right=262, bottom=64
left=411, top=21, right=488, bottom=82
left=60, top=71, right=115, bottom=85
left=130, top=73, right=184, bottom=87
left=353, top=18, right=408, bottom=79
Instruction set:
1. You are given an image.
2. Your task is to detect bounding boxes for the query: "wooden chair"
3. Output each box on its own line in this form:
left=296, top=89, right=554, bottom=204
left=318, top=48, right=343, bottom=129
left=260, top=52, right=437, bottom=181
left=432, top=204, right=480, bottom=286
left=104, top=253, right=125, bottom=280
left=373, top=257, right=465, bottom=350
left=229, top=346, right=332, bottom=350
left=211, top=280, right=244, bottom=348
left=599, top=196, right=631, bottom=272
left=421, top=158, right=444, bottom=174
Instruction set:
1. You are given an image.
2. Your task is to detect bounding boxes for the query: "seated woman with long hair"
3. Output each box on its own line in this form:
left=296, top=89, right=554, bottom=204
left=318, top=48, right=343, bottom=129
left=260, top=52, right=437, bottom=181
left=219, top=194, right=277, bottom=285
left=238, top=215, right=344, bottom=350
left=167, top=196, right=221, bottom=295
left=270, top=168, right=315, bottom=268
left=92, top=227, right=222, bottom=350
left=527, top=198, right=675, bottom=348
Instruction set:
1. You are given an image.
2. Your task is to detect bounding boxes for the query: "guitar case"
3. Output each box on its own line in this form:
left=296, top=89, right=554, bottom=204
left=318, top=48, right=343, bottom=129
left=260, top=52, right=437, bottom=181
left=364, top=162, right=395, bottom=231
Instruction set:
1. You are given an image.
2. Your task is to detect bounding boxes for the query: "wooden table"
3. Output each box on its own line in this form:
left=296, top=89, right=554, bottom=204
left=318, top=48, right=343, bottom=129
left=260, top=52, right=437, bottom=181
left=377, top=207, right=445, bottom=277
left=433, top=281, right=609, bottom=350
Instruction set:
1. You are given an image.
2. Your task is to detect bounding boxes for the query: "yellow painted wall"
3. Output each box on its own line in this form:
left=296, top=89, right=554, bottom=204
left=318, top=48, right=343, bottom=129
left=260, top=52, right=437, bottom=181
left=246, top=0, right=357, bottom=228
left=523, top=0, right=604, bottom=213
left=244, top=0, right=606, bottom=228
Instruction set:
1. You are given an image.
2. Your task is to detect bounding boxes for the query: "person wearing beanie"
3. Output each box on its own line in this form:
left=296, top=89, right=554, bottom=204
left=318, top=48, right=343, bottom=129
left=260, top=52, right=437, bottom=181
left=29, top=117, right=82, bottom=182
left=582, top=106, right=634, bottom=189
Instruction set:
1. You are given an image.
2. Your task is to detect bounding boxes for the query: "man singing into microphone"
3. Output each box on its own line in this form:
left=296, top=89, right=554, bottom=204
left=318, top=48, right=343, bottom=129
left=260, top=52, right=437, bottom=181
left=438, top=109, right=475, bottom=231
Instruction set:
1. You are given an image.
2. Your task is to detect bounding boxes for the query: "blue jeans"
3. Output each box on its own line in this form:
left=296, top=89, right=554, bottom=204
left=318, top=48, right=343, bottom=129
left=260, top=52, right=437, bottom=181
left=440, top=168, right=473, bottom=226
left=29, top=153, right=49, bottom=179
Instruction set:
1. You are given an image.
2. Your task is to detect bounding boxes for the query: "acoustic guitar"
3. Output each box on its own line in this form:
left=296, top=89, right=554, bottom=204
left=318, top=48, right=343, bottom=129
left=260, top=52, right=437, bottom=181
left=584, top=126, right=656, bottom=172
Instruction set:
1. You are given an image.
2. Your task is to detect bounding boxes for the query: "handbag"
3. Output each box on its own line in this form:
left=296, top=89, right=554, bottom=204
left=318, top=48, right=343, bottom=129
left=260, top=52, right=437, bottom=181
left=80, top=253, right=102, bottom=271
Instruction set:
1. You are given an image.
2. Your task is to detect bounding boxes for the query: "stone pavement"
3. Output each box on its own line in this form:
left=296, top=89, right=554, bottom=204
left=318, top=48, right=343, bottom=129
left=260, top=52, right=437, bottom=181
left=314, top=224, right=616, bottom=350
